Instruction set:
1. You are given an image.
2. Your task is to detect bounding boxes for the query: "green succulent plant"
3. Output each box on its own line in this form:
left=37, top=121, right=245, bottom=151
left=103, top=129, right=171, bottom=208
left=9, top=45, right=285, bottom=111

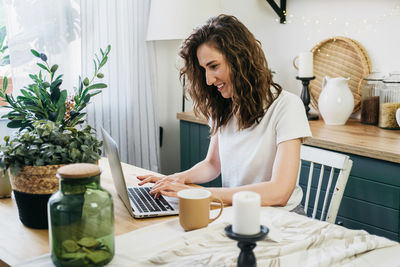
left=0, top=45, right=111, bottom=130
left=0, top=120, right=102, bottom=174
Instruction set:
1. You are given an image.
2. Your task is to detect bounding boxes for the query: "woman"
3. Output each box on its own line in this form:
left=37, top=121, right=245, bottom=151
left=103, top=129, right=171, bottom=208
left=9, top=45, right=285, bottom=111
left=138, top=14, right=311, bottom=212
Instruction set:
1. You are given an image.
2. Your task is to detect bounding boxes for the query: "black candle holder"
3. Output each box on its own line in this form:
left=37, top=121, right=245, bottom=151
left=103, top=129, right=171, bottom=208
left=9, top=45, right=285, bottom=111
left=224, top=225, right=269, bottom=267
left=296, top=76, right=319, bottom=120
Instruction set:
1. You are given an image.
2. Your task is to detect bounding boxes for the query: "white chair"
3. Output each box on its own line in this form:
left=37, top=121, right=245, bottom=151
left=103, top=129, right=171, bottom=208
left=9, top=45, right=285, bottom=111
left=297, top=145, right=353, bottom=223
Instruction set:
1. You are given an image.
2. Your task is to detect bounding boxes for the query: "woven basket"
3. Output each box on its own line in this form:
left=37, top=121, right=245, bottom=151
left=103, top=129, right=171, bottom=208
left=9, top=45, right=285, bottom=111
left=10, top=165, right=64, bottom=194
left=309, top=37, right=372, bottom=112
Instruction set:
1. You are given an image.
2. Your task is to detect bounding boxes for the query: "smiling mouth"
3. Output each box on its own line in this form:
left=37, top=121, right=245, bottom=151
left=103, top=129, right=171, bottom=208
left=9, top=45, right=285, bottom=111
left=216, top=83, right=225, bottom=92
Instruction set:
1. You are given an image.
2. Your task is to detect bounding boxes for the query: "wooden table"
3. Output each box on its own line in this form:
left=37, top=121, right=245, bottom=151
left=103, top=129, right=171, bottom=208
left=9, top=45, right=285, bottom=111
left=0, top=158, right=175, bottom=266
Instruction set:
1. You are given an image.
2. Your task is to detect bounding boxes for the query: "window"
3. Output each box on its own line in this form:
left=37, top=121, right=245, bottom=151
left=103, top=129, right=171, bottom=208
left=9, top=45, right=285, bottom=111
left=0, top=1, right=12, bottom=106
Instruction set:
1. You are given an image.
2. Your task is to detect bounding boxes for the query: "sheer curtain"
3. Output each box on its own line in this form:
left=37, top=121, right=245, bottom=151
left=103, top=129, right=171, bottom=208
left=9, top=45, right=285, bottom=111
left=80, top=0, right=160, bottom=171
left=2, top=0, right=160, bottom=171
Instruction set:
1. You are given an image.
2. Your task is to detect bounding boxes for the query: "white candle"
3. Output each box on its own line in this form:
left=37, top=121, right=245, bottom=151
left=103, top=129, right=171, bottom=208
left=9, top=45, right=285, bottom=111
left=232, top=191, right=261, bottom=235
left=298, top=52, right=314, bottom=78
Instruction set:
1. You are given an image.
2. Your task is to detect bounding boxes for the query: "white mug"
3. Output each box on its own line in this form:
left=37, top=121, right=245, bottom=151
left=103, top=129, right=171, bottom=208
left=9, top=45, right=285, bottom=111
left=293, top=52, right=314, bottom=78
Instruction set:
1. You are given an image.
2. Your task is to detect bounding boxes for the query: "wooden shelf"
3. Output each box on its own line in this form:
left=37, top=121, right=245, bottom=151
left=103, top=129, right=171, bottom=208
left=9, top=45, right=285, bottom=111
left=177, top=111, right=400, bottom=164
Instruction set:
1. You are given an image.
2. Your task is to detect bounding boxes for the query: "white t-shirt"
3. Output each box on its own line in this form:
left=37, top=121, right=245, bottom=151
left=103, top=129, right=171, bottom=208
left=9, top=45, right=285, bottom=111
left=217, top=90, right=312, bottom=210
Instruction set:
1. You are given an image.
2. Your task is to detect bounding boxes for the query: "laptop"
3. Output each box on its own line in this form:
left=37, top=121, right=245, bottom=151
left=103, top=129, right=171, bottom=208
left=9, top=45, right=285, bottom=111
left=101, top=128, right=179, bottom=218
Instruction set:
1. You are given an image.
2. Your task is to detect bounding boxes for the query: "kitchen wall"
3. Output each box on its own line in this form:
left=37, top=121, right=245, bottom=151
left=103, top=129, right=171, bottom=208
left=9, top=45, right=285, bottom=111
left=154, top=0, right=400, bottom=174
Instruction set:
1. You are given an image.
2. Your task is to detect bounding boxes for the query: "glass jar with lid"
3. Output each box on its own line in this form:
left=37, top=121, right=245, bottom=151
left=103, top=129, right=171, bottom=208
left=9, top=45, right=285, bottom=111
left=379, top=72, right=400, bottom=129
left=48, top=163, right=114, bottom=267
left=360, top=72, right=384, bottom=125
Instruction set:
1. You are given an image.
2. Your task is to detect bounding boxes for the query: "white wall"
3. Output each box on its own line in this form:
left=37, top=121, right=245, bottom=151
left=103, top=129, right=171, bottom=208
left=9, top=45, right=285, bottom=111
left=155, top=0, right=400, bottom=174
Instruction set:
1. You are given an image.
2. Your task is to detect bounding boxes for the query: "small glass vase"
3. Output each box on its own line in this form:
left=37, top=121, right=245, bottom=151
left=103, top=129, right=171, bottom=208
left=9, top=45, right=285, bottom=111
left=48, top=163, right=114, bottom=267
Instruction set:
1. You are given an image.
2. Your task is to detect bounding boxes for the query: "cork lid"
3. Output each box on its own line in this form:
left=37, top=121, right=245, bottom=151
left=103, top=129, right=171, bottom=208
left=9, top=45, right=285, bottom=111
left=57, top=163, right=101, bottom=179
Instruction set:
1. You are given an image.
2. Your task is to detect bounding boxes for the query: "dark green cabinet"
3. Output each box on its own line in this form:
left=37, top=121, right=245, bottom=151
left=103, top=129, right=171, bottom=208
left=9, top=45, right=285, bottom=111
left=179, top=120, right=400, bottom=242
left=180, top=121, right=221, bottom=187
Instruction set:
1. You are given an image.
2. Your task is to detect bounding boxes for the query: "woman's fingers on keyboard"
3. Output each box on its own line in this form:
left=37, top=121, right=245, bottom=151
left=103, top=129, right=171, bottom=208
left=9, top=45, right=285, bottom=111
left=137, top=175, right=165, bottom=185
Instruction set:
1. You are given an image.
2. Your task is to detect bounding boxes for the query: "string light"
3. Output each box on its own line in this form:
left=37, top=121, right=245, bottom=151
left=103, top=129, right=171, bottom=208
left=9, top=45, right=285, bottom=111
left=272, top=0, right=400, bottom=40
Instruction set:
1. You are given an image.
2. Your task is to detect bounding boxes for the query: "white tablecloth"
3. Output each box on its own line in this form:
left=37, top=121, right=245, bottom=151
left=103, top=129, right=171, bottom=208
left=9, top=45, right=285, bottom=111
left=16, top=207, right=400, bottom=266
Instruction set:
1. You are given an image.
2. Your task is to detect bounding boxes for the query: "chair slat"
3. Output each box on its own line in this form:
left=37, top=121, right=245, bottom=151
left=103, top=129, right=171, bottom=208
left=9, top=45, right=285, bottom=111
left=301, top=146, right=348, bottom=169
left=304, top=162, right=314, bottom=215
left=296, top=160, right=302, bottom=186
left=321, top=167, right=335, bottom=221
left=312, top=165, right=324, bottom=219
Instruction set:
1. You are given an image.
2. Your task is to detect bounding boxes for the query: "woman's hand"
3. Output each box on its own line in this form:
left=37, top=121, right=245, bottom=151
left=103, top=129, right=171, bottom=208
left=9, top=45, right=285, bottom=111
left=149, top=180, right=194, bottom=198
left=137, top=173, right=186, bottom=186
left=137, top=173, right=188, bottom=198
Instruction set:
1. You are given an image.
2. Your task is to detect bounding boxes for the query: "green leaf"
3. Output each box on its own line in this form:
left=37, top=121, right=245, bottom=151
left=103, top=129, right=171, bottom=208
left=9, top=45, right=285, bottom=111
left=50, top=64, right=58, bottom=73
left=50, top=79, right=63, bottom=93
left=2, top=77, right=7, bottom=92
left=7, top=120, right=23, bottom=128
left=0, top=55, right=10, bottom=65
left=99, top=56, right=108, bottom=68
left=68, top=113, right=86, bottom=127
left=56, top=104, right=66, bottom=123
left=86, top=83, right=107, bottom=90
left=31, top=49, right=40, bottom=57
left=50, top=87, right=61, bottom=103
left=37, top=63, right=49, bottom=72
left=89, top=90, right=102, bottom=97
left=55, top=90, right=67, bottom=123
left=83, top=94, right=91, bottom=103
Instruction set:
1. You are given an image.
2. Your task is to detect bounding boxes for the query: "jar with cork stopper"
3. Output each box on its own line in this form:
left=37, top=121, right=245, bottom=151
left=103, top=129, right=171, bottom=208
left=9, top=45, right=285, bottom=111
left=379, top=72, right=400, bottom=129
left=360, top=72, right=384, bottom=125
left=48, top=163, right=114, bottom=266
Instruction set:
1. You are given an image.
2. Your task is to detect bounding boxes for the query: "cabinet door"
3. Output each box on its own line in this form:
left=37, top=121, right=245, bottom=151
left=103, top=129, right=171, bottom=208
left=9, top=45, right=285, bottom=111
left=180, top=121, right=222, bottom=187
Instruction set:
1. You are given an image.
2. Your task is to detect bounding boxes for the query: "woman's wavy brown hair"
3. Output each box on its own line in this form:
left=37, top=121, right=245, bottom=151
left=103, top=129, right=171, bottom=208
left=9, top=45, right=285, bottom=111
left=179, top=14, right=282, bottom=134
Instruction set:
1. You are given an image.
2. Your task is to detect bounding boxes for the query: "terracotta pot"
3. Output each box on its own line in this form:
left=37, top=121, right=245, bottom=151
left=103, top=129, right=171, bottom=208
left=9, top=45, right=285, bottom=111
left=9, top=164, right=64, bottom=229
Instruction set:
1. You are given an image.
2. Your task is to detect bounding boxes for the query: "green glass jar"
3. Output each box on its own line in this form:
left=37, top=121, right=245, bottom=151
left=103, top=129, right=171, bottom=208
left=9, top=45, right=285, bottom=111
left=48, top=163, right=114, bottom=266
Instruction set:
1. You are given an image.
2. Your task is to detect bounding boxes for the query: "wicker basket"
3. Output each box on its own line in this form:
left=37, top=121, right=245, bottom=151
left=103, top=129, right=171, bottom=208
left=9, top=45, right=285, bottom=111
left=309, top=37, right=372, bottom=112
left=9, top=165, right=64, bottom=194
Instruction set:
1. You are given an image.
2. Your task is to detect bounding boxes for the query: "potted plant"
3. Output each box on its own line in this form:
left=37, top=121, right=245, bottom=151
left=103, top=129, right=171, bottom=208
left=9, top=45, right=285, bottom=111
left=0, top=45, right=111, bottom=228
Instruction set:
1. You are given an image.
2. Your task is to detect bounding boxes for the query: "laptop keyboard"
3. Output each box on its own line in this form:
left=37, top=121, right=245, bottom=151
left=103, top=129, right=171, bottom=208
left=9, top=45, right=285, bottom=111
left=127, top=187, right=174, bottom=213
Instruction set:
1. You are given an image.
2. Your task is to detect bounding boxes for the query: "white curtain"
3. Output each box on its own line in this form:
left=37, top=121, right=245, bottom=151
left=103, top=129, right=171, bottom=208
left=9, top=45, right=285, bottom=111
left=0, top=0, right=81, bottom=138
left=2, top=0, right=160, bottom=171
left=3, top=0, right=81, bottom=97
left=81, top=0, right=160, bottom=171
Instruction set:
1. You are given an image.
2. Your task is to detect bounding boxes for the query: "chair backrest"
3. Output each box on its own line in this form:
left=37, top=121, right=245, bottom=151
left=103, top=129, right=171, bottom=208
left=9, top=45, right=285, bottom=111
left=297, top=145, right=353, bottom=223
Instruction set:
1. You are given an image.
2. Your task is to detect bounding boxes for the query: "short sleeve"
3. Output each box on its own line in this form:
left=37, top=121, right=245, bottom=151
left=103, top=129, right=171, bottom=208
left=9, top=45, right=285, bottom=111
left=274, top=92, right=312, bottom=144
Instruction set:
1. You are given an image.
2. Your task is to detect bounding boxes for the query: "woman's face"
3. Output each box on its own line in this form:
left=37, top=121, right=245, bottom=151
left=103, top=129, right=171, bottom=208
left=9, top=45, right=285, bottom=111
left=197, top=43, right=233, bottom=98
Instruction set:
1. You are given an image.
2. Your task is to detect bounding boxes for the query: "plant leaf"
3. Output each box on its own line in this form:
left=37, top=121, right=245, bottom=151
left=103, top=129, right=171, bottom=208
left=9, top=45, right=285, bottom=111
left=37, top=63, right=49, bottom=72
left=2, top=76, right=7, bottom=92
left=7, top=120, right=23, bottom=128
left=50, top=64, right=58, bottom=73
left=86, top=83, right=107, bottom=90
left=31, top=49, right=40, bottom=57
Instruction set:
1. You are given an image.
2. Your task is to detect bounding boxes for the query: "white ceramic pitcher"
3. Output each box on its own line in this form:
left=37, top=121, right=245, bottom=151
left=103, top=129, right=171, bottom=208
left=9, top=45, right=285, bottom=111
left=318, top=76, right=354, bottom=125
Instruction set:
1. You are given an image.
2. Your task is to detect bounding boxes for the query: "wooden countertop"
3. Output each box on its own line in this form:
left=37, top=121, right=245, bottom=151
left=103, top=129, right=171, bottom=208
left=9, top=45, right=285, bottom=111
left=177, top=111, right=400, bottom=164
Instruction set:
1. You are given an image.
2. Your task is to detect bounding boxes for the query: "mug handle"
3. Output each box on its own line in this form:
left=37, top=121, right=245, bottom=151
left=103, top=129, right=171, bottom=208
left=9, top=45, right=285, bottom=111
left=209, top=197, right=224, bottom=223
left=292, top=56, right=299, bottom=70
